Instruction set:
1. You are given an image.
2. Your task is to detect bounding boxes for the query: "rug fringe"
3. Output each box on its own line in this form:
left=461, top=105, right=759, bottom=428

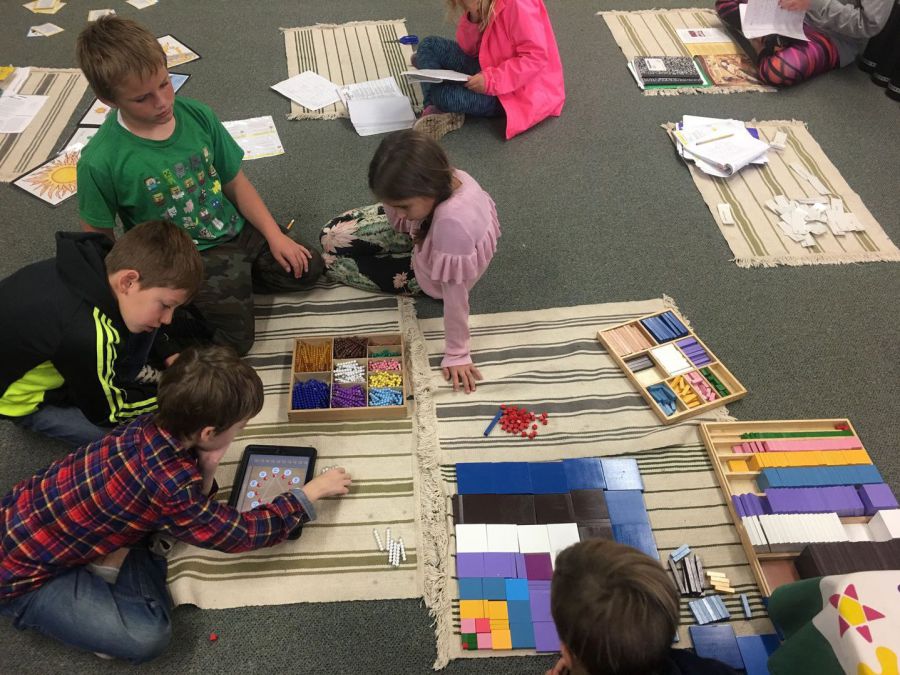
left=597, top=7, right=714, bottom=15
left=285, top=111, right=345, bottom=121
left=398, top=298, right=454, bottom=671
left=732, top=251, right=900, bottom=268
left=645, top=85, right=775, bottom=95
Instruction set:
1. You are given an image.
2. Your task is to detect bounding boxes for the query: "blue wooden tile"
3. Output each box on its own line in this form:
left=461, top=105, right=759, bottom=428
left=529, top=461, right=568, bottom=494
left=563, top=458, right=606, bottom=490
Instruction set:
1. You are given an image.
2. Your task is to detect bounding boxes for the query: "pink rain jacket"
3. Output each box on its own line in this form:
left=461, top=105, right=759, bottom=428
left=456, top=0, right=565, bottom=139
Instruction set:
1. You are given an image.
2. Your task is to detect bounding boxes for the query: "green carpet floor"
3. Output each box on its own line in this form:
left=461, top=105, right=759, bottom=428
left=0, top=0, right=898, bottom=672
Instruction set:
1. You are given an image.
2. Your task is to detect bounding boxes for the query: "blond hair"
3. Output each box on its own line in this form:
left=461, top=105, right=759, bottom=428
left=446, top=0, right=497, bottom=30
left=551, top=540, right=680, bottom=675
left=76, top=15, right=166, bottom=101
left=105, top=220, right=204, bottom=297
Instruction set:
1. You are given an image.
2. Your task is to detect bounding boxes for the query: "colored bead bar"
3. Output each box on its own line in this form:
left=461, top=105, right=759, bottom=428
left=295, top=341, right=331, bottom=372
left=369, top=371, right=402, bottom=388
left=370, top=348, right=400, bottom=358
left=368, top=358, right=401, bottom=372
left=292, top=379, right=330, bottom=409
left=332, top=383, right=366, bottom=408
left=333, top=361, right=366, bottom=383
left=333, top=336, right=368, bottom=359
left=369, top=387, right=403, bottom=407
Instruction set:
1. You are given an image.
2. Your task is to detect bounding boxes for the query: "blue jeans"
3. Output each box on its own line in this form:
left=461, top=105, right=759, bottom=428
left=14, top=405, right=110, bottom=447
left=415, top=36, right=504, bottom=117
left=0, top=548, right=172, bottom=664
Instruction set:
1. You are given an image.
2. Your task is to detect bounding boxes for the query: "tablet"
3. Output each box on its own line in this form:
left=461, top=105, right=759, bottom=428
left=229, top=445, right=317, bottom=538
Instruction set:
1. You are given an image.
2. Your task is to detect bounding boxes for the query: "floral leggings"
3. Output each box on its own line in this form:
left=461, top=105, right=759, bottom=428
left=716, top=0, right=840, bottom=87
left=319, top=204, right=423, bottom=296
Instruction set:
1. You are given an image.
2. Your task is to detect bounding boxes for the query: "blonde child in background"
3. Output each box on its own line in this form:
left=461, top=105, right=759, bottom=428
left=320, top=130, right=500, bottom=393
left=413, top=0, right=565, bottom=140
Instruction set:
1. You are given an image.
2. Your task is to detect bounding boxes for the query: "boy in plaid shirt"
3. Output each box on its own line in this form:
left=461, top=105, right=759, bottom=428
left=0, top=346, right=351, bottom=663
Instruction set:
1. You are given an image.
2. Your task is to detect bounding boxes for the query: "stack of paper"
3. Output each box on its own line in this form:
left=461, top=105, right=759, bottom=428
left=271, top=71, right=341, bottom=111
left=673, top=115, right=771, bottom=178
left=0, top=94, right=48, bottom=134
left=740, top=0, right=808, bottom=41
left=339, top=77, right=415, bottom=137
left=27, top=23, right=64, bottom=37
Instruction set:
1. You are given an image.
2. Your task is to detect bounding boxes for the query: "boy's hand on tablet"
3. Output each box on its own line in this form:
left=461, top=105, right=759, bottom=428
left=303, top=467, right=352, bottom=501
left=443, top=363, right=483, bottom=393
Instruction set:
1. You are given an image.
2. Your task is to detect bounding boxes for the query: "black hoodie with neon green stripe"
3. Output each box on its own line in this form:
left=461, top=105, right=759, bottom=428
left=0, top=232, right=158, bottom=426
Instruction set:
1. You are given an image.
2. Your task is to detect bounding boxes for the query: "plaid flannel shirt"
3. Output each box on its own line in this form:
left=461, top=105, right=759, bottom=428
left=0, top=414, right=311, bottom=600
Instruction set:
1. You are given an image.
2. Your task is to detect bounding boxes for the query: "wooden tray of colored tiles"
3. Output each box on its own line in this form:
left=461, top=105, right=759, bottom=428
left=596, top=310, right=746, bottom=424
left=287, top=333, right=410, bottom=422
left=699, top=419, right=897, bottom=598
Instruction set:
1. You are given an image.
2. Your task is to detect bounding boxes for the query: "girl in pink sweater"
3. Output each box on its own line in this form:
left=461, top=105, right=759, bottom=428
left=413, top=0, right=565, bottom=140
left=319, top=130, right=500, bottom=393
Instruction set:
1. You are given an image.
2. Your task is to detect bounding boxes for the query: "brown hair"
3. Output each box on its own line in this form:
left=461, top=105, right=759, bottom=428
left=551, top=539, right=679, bottom=675
left=76, top=15, right=166, bottom=101
left=368, top=129, right=454, bottom=243
left=445, top=0, right=497, bottom=30
left=154, top=346, right=264, bottom=438
left=105, top=220, right=204, bottom=297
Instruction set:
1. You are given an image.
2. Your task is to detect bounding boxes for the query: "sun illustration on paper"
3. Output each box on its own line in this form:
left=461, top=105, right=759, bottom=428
left=22, top=150, right=79, bottom=203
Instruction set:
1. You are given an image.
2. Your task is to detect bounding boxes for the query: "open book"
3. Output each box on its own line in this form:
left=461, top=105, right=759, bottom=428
left=402, top=69, right=469, bottom=83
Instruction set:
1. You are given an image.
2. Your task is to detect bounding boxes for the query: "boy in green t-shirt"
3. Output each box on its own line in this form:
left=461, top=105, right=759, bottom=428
left=75, top=16, right=324, bottom=356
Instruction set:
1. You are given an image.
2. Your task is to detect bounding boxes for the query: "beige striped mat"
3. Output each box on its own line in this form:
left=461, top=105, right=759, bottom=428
left=666, top=120, right=900, bottom=267
left=598, top=8, right=776, bottom=95
left=409, top=297, right=774, bottom=668
left=0, top=68, right=88, bottom=182
left=281, top=19, right=424, bottom=120
left=167, top=284, right=424, bottom=608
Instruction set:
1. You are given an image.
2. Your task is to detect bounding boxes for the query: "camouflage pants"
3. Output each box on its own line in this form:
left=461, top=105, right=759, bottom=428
left=319, top=204, right=422, bottom=296
left=194, top=224, right=324, bottom=356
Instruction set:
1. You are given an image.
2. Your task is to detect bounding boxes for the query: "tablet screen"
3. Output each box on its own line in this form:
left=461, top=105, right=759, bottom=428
left=233, top=452, right=313, bottom=512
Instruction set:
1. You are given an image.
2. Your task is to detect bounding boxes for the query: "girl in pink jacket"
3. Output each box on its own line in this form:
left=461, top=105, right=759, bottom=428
left=319, top=130, right=501, bottom=393
left=413, top=0, right=566, bottom=140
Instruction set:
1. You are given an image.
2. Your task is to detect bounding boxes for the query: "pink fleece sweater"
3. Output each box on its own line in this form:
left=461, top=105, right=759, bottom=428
left=383, top=170, right=500, bottom=368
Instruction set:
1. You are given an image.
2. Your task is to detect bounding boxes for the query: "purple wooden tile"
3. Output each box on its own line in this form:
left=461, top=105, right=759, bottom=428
left=528, top=580, right=552, bottom=591
left=456, top=553, right=485, bottom=578
left=524, top=553, right=553, bottom=580
left=514, top=553, right=527, bottom=579
left=731, top=495, right=745, bottom=517
left=533, top=621, right=561, bottom=652
left=859, top=484, right=899, bottom=515
left=530, top=589, right=552, bottom=622
left=483, top=552, right=517, bottom=578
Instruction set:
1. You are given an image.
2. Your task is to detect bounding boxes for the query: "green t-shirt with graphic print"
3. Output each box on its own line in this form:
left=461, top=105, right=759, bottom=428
left=77, top=97, right=245, bottom=250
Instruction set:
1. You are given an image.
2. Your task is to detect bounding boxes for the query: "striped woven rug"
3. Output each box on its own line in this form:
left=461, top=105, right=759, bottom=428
left=666, top=120, right=900, bottom=267
left=407, top=297, right=774, bottom=668
left=167, top=284, right=423, bottom=609
left=598, top=8, right=776, bottom=95
left=0, top=68, right=88, bottom=182
left=281, top=19, right=423, bottom=120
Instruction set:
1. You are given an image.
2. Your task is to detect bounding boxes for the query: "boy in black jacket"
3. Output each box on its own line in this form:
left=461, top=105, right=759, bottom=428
left=0, top=220, right=203, bottom=445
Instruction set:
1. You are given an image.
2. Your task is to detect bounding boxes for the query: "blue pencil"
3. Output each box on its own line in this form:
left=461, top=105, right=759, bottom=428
left=483, top=408, right=503, bottom=436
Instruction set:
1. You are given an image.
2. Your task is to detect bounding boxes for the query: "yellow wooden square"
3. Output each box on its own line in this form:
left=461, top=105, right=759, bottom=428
left=489, top=619, right=510, bottom=631
left=728, top=459, right=749, bottom=473
left=460, top=600, right=486, bottom=619
left=487, top=600, right=508, bottom=620
left=491, top=629, right=513, bottom=650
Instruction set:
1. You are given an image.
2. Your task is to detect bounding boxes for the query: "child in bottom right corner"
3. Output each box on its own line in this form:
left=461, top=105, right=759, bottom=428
left=547, top=539, right=740, bottom=675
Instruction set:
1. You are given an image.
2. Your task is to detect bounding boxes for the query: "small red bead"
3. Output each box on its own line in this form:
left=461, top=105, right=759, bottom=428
left=209, top=633, right=218, bottom=642
left=521, top=432, right=527, bottom=438
left=532, top=424, right=538, bottom=430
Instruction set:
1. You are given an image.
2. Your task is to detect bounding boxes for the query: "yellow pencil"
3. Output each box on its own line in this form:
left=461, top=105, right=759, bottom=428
left=694, top=133, right=734, bottom=146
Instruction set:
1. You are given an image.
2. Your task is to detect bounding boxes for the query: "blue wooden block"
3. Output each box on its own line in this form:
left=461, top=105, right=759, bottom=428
left=689, top=625, right=744, bottom=670
left=457, top=578, right=484, bottom=600
left=505, top=578, right=529, bottom=601
left=736, top=634, right=780, bottom=675
left=529, top=461, right=569, bottom=494
left=492, top=462, right=533, bottom=494
left=482, top=577, right=507, bottom=600
left=510, top=622, right=536, bottom=649
left=601, top=458, right=644, bottom=491
left=612, top=522, right=659, bottom=559
left=507, top=599, right=532, bottom=623
left=563, top=458, right=606, bottom=490
left=605, top=490, right=650, bottom=526
left=456, top=463, right=495, bottom=494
